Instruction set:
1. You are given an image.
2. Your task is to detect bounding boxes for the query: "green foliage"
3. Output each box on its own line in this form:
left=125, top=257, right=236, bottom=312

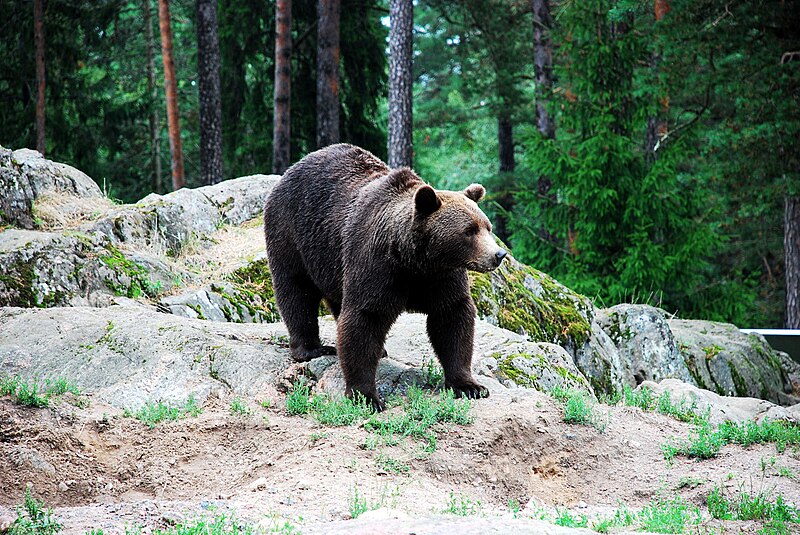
left=619, top=385, right=701, bottom=423
left=123, top=395, right=203, bottom=428
left=285, top=378, right=312, bottom=415
left=229, top=397, right=251, bottom=416
left=553, top=508, right=588, bottom=528
left=663, top=419, right=800, bottom=461
left=550, top=385, right=606, bottom=431
left=706, top=484, right=799, bottom=533
left=0, top=374, right=83, bottom=408
left=10, top=489, right=62, bottom=535
left=442, top=492, right=481, bottom=516
left=637, top=495, right=702, bottom=534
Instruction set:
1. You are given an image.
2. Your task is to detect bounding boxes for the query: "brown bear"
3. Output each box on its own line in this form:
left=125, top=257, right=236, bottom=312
left=264, top=143, right=507, bottom=410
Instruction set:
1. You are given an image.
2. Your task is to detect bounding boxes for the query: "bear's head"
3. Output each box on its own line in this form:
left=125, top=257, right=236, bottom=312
left=413, top=182, right=507, bottom=273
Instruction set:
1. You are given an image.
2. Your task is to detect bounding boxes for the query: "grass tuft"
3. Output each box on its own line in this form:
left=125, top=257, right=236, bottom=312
left=551, top=385, right=607, bottom=431
left=663, top=419, right=800, bottom=461
left=123, top=395, right=203, bottom=428
left=10, top=488, right=62, bottom=535
left=0, top=374, right=84, bottom=408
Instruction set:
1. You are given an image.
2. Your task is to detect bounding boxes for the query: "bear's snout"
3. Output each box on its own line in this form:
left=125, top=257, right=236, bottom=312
left=495, top=249, right=507, bottom=266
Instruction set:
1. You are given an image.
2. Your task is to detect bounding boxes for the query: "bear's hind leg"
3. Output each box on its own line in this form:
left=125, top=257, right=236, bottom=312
left=269, top=250, right=335, bottom=362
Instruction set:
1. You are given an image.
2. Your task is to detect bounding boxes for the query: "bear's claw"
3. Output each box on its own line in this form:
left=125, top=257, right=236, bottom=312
left=291, top=345, right=337, bottom=362
left=450, top=383, right=489, bottom=400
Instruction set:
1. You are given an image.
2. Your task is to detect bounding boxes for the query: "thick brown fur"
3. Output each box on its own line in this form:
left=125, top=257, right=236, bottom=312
left=264, top=143, right=507, bottom=410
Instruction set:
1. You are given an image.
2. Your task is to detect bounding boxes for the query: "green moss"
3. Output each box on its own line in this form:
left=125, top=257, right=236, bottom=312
left=496, top=353, right=537, bottom=387
left=728, top=362, right=748, bottom=397
left=0, top=260, right=37, bottom=307
left=186, top=302, right=207, bottom=320
left=100, top=244, right=161, bottom=299
left=222, top=259, right=282, bottom=322
left=469, top=260, right=592, bottom=349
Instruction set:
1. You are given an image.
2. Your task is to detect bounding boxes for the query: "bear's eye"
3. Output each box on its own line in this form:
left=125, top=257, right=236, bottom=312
left=465, top=225, right=479, bottom=236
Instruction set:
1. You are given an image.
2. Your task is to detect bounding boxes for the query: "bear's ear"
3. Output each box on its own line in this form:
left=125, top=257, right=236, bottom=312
left=463, top=183, right=486, bottom=203
left=414, top=185, right=441, bottom=217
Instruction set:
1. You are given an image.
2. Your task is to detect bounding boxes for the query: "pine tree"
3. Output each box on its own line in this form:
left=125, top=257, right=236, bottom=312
left=316, top=0, right=341, bottom=147
left=33, top=0, right=45, bottom=155
left=388, top=0, right=413, bottom=168
left=272, top=0, right=292, bottom=174
left=196, top=0, right=224, bottom=184
left=158, top=0, right=185, bottom=190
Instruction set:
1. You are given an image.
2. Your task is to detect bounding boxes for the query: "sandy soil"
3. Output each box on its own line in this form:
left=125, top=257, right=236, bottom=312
left=1, top=388, right=799, bottom=534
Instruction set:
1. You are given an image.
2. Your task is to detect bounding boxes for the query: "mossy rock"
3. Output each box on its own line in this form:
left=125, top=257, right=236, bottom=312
left=487, top=342, right=594, bottom=397
left=470, top=254, right=593, bottom=350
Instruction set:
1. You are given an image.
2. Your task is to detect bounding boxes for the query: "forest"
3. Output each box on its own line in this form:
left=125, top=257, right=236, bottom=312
left=1, top=0, right=799, bottom=329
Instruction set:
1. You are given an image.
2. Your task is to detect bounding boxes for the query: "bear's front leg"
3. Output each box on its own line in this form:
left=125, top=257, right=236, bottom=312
left=336, top=308, right=395, bottom=412
left=427, top=297, right=489, bottom=400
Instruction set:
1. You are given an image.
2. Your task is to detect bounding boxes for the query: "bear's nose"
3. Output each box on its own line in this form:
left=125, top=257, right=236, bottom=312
left=495, top=249, right=507, bottom=265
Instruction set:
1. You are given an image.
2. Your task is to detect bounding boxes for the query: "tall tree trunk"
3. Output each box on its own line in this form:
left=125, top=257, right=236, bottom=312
left=388, top=0, right=413, bottom=168
left=143, top=0, right=163, bottom=194
left=272, top=0, right=292, bottom=174
left=158, top=0, right=185, bottom=190
left=645, top=0, right=670, bottom=161
left=786, top=196, right=800, bottom=328
left=316, top=0, right=340, bottom=148
left=532, top=0, right=554, bottom=198
left=532, top=0, right=554, bottom=141
left=33, top=0, right=45, bottom=155
left=494, top=114, right=515, bottom=244
left=197, top=0, right=224, bottom=185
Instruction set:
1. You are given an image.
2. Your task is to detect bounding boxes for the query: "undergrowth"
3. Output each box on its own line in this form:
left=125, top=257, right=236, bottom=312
left=123, top=395, right=203, bottom=428
left=9, top=489, right=62, bottom=535
left=662, top=419, right=800, bottom=461
left=0, top=374, right=84, bottom=408
left=616, top=385, right=702, bottom=423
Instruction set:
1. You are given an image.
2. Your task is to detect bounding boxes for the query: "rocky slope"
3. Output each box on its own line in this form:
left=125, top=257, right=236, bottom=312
left=1, top=148, right=799, bottom=534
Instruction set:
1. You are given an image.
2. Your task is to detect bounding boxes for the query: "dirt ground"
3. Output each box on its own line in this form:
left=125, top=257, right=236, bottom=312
left=1, top=387, right=799, bottom=534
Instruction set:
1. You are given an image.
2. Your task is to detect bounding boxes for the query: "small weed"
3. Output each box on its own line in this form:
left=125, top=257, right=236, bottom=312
left=777, top=466, right=797, bottom=479
left=676, top=476, right=704, bottom=489
left=508, top=499, right=520, bottom=518
left=551, top=385, right=607, bottom=431
left=554, top=508, right=588, bottom=528
left=637, top=494, right=701, bottom=533
left=9, top=488, right=62, bottom=535
left=310, top=431, right=328, bottom=442
left=230, top=397, right=251, bottom=416
left=620, top=385, right=699, bottom=423
left=260, top=399, right=272, bottom=409
left=349, top=487, right=370, bottom=519
left=375, top=453, right=410, bottom=474
left=707, top=484, right=799, bottom=531
left=311, top=394, right=373, bottom=426
left=421, top=356, right=444, bottom=388
left=142, top=515, right=257, bottom=534
left=123, top=395, right=203, bottom=428
left=442, top=492, right=480, bottom=516
left=285, top=378, right=312, bottom=415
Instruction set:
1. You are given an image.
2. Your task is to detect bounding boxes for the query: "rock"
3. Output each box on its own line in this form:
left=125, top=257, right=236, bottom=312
left=0, top=515, right=16, bottom=534
left=637, top=378, right=800, bottom=426
left=669, top=319, right=793, bottom=404
left=93, top=174, right=279, bottom=254
left=161, top=511, right=185, bottom=525
left=0, top=306, right=292, bottom=409
left=596, top=305, right=693, bottom=388
left=0, top=146, right=104, bottom=229
left=159, top=260, right=280, bottom=324
left=58, top=481, right=69, bottom=492
left=485, top=342, right=594, bottom=395
left=0, top=229, right=182, bottom=307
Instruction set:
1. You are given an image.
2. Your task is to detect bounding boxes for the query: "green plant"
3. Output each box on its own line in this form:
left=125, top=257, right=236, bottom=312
left=375, top=453, right=410, bottom=474
left=0, top=374, right=84, bottom=408
left=9, top=488, right=62, bottom=535
left=637, top=495, right=701, bottom=534
left=442, top=492, right=480, bottom=516
left=663, top=419, right=800, bottom=460
left=311, top=393, right=373, bottom=426
left=349, top=487, right=370, bottom=519
left=508, top=499, right=520, bottom=519
left=229, top=397, right=251, bottom=416
left=553, top=508, right=588, bottom=528
left=123, top=395, right=203, bottom=428
left=286, top=378, right=312, bottom=415
left=421, top=356, right=444, bottom=388
left=551, top=385, right=606, bottom=431
left=146, top=515, right=256, bottom=535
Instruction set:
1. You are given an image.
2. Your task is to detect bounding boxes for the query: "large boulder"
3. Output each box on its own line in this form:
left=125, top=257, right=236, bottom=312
left=596, top=305, right=694, bottom=388
left=0, top=147, right=107, bottom=229
left=669, top=318, right=795, bottom=404
left=0, top=229, right=182, bottom=307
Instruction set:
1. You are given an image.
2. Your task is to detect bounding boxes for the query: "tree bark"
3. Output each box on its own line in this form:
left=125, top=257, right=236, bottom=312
left=786, top=196, right=800, bottom=328
left=273, top=0, right=292, bottom=174
left=196, top=0, right=224, bottom=185
left=388, top=0, right=413, bottom=168
left=494, top=114, right=515, bottom=244
left=158, top=0, right=185, bottom=190
left=316, top=0, right=340, bottom=148
left=645, top=0, right=670, bottom=161
left=532, top=0, right=554, bottom=141
left=143, top=0, right=163, bottom=194
left=34, top=0, right=45, bottom=155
